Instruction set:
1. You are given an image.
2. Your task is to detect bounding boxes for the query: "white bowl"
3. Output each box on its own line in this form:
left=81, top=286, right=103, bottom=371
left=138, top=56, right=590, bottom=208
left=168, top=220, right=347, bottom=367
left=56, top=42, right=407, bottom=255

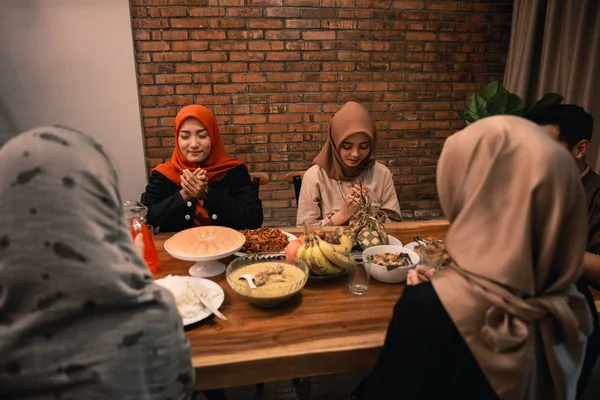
left=362, top=245, right=420, bottom=284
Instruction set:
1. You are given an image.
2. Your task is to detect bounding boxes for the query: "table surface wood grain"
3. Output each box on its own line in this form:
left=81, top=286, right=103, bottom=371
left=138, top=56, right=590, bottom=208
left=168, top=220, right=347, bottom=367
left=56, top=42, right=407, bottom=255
left=153, top=220, right=600, bottom=390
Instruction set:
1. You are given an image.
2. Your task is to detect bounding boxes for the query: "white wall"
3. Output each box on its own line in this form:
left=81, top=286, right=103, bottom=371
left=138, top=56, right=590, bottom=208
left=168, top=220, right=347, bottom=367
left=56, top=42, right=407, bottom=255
left=0, top=0, right=147, bottom=201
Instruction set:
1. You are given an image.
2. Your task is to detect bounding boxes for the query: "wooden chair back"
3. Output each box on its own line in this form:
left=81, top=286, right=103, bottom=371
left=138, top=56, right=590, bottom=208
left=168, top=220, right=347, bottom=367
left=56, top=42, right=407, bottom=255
left=284, top=172, right=305, bottom=205
left=249, top=172, right=269, bottom=196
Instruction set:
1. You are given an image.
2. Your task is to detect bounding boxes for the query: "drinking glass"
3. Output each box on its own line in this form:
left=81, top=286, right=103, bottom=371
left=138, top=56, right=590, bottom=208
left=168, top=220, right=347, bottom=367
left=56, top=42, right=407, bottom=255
left=303, top=219, right=322, bottom=236
left=348, top=256, right=371, bottom=295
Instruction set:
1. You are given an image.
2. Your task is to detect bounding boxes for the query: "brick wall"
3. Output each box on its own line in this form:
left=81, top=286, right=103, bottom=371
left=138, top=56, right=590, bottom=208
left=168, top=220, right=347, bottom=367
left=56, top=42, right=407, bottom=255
left=131, top=0, right=513, bottom=226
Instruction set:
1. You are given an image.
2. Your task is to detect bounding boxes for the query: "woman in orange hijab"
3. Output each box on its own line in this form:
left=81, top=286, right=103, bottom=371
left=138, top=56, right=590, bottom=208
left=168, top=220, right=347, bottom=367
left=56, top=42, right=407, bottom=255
left=141, top=105, right=263, bottom=232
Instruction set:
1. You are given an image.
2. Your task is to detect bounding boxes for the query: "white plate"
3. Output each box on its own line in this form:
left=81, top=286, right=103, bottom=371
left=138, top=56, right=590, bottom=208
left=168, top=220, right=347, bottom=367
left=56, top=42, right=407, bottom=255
left=388, top=235, right=402, bottom=247
left=234, top=231, right=297, bottom=257
left=154, top=276, right=225, bottom=326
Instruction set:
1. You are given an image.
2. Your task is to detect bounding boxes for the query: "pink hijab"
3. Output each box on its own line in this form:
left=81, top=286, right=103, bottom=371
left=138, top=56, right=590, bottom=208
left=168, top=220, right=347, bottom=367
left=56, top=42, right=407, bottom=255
left=432, top=116, right=592, bottom=400
left=313, top=101, right=377, bottom=181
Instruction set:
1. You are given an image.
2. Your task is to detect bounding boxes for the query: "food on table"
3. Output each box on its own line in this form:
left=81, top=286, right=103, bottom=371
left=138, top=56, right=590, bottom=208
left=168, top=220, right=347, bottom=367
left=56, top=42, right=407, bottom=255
left=288, top=231, right=355, bottom=276
left=372, top=252, right=413, bottom=268
left=166, top=226, right=245, bottom=256
left=413, top=237, right=451, bottom=270
left=155, top=275, right=218, bottom=319
left=285, top=240, right=303, bottom=263
left=230, top=262, right=306, bottom=298
left=344, top=183, right=390, bottom=250
left=239, top=227, right=289, bottom=254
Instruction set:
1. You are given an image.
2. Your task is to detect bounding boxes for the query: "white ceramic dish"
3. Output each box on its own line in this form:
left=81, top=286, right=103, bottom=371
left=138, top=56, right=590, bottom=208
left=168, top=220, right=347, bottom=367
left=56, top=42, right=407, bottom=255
left=388, top=235, right=402, bottom=247
left=362, top=245, right=420, bottom=284
left=154, top=276, right=225, bottom=326
left=233, top=231, right=297, bottom=257
left=164, top=227, right=246, bottom=278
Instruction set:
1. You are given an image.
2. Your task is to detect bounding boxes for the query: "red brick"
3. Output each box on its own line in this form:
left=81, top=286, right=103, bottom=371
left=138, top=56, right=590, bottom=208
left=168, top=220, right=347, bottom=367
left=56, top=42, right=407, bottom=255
left=169, top=18, right=208, bottom=28
left=248, top=20, right=283, bottom=29
left=286, top=0, right=319, bottom=6
left=214, top=84, right=249, bottom=94
left=139, top=85, right=174, bottom=95
left=230, top=52, right=265, bottom=61
left=264, top=7, right=300, bottom=17
left=173, top=41, right=208, bottom=51
left=152, top=52, right=189, bottom=62
left=194, top=95, right=232, bottom=104
left=250, top=41, right=284, bottom=51
left=176, top=63, right=211, bottom=73
left=266, top=52, right=301, bottom=61
left=393, top=1, right=424, bottom=9
left=228, top=7, right=263, bottom=17
left=134, top=31, right=151, bottom=40
left=191, top=52, right=228, bottom=62
left=265, top=30, right=301, bottom=40
left=249, top=0, right=283, bottom=5
left=302, top=52, right=337, bottom=61
left=227, top=30, right=264, bottom=40
left=322, top=0, right=355, bottom=7
left=189, top=7, right=226, bottom=16
left=161, top=31, right=188, bottom=40
left=136, top=41, right=170, bottom=51
left=302, top=31, right=336, bottom=40
left=190, top=30, right=226, bottom=40
left=157, top=95, right=194, bottom=106
left=285, top=19, right=320, bottom=29
left=231, top=73, right=266, bottom=83
left=251, top=83, right=286, bottom=92
left=155, top=74, right=192, bottom=84
left=233, top=115, right=267, bottom=124
left=209, top=42, right=247, bottom=51
left=250, top=62, right=285, bottom=72
left=175, top=84, right=212, bottom=94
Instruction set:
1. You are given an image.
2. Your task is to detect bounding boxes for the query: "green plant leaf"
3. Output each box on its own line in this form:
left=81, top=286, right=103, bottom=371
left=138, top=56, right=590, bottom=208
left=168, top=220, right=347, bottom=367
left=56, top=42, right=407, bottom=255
left=464, top=94, right=488, bottom=123
left=523, top=93, right=564, bottom=119
left=457, top=109, right=465, bottom=120
left=480, top=81, right=503, bottom=101
left=486, top=90, right=509, bottom=116
left=506, top=93, right=524, bottom=116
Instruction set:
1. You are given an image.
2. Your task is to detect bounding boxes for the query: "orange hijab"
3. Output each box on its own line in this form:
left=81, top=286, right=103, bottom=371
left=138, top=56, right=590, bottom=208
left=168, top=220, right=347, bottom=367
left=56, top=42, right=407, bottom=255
left=153, top=105, right=245, bottom=225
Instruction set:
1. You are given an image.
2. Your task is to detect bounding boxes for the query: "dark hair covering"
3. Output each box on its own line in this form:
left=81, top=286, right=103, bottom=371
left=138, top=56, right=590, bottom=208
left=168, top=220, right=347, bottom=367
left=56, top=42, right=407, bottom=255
left=529, top=104, right=594, bottom=149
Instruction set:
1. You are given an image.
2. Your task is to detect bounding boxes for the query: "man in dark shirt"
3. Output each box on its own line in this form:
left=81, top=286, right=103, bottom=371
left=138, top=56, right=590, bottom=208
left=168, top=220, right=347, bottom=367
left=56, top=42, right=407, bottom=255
left=532, top=104, right=600, bottom=398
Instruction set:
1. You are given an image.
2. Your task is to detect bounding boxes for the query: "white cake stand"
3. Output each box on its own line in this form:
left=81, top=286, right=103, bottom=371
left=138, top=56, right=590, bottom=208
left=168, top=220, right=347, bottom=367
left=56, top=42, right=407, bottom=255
left=164, top=242, right=244, bottom=278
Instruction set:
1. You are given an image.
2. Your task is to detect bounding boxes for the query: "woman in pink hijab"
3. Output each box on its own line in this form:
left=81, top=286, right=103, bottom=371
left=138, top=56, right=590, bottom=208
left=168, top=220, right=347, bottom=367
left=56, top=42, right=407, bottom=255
left=353, top=116, right=592, bottom=400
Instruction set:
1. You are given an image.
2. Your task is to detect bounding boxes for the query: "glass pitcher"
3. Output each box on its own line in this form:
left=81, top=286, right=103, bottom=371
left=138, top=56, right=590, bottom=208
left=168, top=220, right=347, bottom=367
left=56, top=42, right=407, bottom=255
left=123, top=201, right=159, bottom=273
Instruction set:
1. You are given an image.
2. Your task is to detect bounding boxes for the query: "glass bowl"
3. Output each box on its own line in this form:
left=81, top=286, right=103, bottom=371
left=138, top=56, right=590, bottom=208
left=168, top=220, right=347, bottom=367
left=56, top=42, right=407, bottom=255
left=226, top=254, right=309, bottom=308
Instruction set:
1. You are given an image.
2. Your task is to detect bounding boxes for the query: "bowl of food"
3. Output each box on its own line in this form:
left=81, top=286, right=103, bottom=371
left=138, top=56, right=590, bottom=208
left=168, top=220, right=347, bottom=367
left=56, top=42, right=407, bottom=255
left=226, top=254, right=309, bottom=307
left=362, top=245, right=420, bottom=284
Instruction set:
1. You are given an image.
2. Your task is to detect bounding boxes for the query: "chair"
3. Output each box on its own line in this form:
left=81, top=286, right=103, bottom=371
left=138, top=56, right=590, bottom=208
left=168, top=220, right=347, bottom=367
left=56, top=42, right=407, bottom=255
left=249, top=172, right=269, bottom=196
left=284, top=172, right=304, bottom=205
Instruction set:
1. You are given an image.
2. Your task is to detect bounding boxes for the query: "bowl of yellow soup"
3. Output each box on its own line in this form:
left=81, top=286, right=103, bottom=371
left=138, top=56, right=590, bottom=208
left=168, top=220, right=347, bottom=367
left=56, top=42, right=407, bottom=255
left=226, top=254, right=309, bottom=307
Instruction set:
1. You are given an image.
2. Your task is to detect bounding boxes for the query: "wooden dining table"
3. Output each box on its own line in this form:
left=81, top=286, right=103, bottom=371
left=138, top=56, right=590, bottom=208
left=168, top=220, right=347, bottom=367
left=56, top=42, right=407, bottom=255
left=154, top=219, right=600, bottom=391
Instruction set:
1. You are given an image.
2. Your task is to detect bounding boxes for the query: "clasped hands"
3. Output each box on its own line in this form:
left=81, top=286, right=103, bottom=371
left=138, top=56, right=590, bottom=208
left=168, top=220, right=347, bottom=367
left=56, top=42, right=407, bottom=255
left=179, top=168, right=208, bottom=202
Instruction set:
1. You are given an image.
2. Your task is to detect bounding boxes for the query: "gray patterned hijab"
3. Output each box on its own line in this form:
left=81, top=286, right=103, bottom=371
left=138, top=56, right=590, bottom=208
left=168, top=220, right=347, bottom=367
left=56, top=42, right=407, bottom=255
left=0, top=126, right=193, bottom=399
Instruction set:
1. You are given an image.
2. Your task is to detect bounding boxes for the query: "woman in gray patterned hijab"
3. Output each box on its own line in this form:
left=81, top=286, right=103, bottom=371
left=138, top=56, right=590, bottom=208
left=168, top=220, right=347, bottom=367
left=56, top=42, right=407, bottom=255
left=0, top=126, right=194, bottom=399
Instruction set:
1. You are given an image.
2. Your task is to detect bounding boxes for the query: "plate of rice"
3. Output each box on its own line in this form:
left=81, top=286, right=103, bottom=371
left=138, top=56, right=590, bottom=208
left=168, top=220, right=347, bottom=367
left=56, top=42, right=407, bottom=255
left=154, top=275, right=225, bottom=326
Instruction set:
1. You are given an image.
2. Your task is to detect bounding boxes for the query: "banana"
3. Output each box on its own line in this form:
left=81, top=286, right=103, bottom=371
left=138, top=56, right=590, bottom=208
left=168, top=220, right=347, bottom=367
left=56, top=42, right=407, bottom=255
left=303, top=240, right=323, bottom=275
left=317, top=236, right=355, bottom=271
left=311, top=240, right=343, bottom=275
left=296, top=240, right=306, bottom=264
left=328, top=234, right=353, bottom=255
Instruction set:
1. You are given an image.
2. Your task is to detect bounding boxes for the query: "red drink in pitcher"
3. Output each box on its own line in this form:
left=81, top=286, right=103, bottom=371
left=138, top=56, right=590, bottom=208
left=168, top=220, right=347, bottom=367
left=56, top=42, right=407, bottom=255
left=123, top=201, right=160, bottom=273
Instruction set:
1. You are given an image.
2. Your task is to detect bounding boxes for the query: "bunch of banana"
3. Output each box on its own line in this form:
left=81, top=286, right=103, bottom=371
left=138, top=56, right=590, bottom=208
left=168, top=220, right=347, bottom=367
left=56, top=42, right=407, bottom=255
left=297, top=232, right=355, bottom=276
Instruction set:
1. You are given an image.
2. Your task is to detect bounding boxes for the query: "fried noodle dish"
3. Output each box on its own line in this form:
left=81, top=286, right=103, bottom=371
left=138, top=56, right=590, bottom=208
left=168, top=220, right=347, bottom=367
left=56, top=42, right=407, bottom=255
left=239, top=227, right=289, bottom=254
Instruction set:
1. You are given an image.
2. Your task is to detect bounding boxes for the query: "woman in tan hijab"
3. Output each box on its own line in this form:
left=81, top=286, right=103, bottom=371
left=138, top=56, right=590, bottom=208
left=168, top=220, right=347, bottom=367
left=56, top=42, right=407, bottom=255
left=352, top=116, right=592, bottom=400
left=296, top=101, right=401, bottom=226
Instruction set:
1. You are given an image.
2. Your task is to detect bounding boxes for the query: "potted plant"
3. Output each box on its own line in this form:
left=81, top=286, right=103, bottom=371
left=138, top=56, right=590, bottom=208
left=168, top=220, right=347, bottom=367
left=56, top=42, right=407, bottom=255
left=457, top=81, right=563, bottom=125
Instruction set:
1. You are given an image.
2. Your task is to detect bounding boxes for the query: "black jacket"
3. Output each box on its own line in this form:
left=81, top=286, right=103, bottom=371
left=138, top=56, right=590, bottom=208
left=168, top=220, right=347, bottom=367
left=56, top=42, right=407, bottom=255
left=141, top=165, right=263, bottom=233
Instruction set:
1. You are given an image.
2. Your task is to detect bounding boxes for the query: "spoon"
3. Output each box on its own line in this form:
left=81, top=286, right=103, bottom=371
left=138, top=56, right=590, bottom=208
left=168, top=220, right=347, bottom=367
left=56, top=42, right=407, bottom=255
left=238, top=274, right=257, bottom=289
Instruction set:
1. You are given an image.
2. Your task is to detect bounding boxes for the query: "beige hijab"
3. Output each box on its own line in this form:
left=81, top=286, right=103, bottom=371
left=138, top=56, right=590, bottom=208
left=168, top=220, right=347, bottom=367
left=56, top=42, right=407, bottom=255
left=432, top=116, right=592, bottom=400
left=313, top=101, right=377, bottom=181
